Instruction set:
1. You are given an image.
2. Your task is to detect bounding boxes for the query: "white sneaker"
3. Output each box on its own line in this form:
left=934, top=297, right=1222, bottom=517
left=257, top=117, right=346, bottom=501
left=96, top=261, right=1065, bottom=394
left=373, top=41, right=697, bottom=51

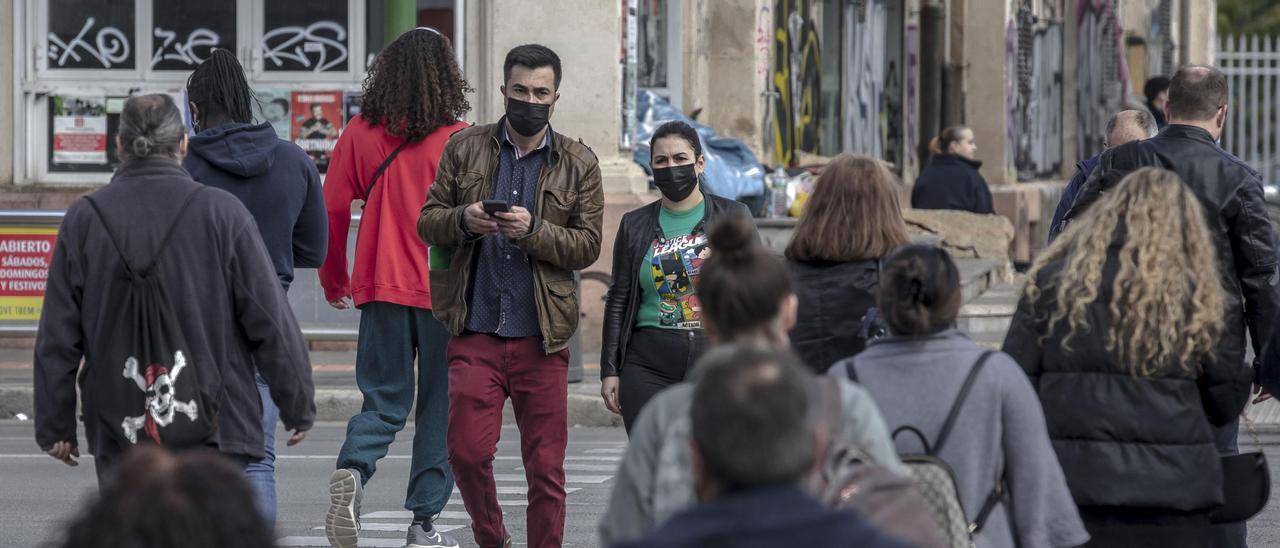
left=325, top=468, right=362, bottom=548
left=405, top=520, right=460, bottom=548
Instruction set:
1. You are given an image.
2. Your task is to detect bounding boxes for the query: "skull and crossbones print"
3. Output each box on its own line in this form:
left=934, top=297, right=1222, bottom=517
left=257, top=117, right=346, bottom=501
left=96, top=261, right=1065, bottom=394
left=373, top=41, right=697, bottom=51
left=120, top=351, right=199, bottom=444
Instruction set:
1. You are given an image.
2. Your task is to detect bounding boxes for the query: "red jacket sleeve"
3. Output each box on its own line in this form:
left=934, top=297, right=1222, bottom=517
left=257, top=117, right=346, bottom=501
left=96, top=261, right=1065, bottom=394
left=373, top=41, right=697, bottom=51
left=317, top=125, right=360, bottom=301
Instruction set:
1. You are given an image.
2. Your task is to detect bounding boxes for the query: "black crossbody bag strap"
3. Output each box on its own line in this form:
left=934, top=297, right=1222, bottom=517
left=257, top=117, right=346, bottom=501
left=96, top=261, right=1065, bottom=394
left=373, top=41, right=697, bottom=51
left=362, top=139, right=412, bottom=203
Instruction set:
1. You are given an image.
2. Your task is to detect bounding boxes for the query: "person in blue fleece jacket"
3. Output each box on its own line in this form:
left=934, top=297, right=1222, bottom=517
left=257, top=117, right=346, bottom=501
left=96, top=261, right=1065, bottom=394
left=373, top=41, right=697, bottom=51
left=181, top=49, right=327, bottom=528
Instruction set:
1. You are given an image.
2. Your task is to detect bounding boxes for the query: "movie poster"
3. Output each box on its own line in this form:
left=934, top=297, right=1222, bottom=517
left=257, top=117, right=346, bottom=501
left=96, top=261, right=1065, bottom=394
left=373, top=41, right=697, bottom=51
left=254, top=88, right=292, bottom=140
left=292, top=91, right=343, bottom=172
left=343, top=92, right=363, bottom=126
left=51, top=94, right=108, bottom=165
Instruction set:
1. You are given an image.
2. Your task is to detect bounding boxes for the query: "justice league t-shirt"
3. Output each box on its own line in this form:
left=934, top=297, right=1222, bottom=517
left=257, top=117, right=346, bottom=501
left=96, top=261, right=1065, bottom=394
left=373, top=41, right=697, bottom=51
left=636, top=200, right=708, bottom=330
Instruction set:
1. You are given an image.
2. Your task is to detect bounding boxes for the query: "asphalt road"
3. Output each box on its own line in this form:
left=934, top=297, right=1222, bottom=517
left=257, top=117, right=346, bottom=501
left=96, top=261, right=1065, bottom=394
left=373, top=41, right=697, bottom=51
left=6, top=419, right=1280, bottom=547
left=0, top=421, right=626, bottom=548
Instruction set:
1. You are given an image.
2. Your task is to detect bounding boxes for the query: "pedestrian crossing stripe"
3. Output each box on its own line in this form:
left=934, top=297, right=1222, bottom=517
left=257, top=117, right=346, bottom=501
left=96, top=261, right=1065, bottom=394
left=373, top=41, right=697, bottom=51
left=493, top=473, right=613, bottom=483
left=363, top=510, right=472, bottom=520
left=517, top=463, right=619, bottom=472
left=278, top=537, right=411, bottom=547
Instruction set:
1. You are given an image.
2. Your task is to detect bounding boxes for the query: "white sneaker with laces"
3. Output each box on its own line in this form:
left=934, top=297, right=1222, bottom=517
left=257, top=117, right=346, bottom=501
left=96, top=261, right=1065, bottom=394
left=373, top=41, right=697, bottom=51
left=405, top=520, right=460, bottom=548
left=325, top=468, right=362, bottom=548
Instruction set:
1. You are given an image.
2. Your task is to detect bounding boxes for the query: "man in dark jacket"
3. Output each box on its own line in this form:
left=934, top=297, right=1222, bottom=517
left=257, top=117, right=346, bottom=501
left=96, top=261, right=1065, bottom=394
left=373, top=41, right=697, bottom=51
left=1047, top=109, right=1158, bottom=242
left=1062, top=66, right=1280, bottom=548
left=618, top=345, right=909, bottom=548
left=418, top=44, right=604, bottom=548
left=181, top=49, right=327, bottom=528
left=184, top=123, right=326, bottom=288
left=34, top=94, right=315, bottom=484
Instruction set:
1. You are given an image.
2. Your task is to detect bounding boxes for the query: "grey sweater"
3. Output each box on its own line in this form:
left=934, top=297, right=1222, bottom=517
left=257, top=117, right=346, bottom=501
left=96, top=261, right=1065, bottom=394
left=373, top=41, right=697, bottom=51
left=600, top=351, right=904, bottom=547
left=832, top=330, right=1089, bottom=548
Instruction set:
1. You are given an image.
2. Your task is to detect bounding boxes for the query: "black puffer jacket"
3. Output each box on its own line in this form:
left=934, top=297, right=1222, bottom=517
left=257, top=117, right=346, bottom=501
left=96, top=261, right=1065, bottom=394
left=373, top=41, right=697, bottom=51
left=1063, top=124, right=1280, bottom=388
left=1002, top=251, right=1252, bottom=511
left=785, top=258, right=879, bottom=373
left=600, top=190, right=752, bottom=378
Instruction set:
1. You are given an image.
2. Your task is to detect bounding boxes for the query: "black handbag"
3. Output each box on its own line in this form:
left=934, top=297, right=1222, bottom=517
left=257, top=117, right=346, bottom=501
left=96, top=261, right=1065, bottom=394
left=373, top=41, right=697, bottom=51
left=1209, top=416, right=1271, bottom=524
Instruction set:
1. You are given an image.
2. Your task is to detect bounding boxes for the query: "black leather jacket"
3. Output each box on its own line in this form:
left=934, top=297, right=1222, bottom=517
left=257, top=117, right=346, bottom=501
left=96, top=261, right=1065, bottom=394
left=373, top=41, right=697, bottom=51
left=1063, top=124, right=1280, bottom=380
left=600, top=190, right=752, bottom=378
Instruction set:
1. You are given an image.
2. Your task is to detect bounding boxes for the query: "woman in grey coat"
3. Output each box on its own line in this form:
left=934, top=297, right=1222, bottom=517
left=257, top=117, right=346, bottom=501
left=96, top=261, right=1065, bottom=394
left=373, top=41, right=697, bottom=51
left=830, top=245, right=1088, bottom=548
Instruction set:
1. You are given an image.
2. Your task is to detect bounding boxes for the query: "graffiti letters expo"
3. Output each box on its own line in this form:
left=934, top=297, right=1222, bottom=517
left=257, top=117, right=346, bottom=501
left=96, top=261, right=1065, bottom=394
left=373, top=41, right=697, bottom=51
left=49, top=18, right=349, bottom=72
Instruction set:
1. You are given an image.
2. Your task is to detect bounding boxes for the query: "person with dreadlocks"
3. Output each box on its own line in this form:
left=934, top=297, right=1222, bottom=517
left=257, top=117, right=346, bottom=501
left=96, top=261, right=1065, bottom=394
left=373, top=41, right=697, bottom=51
left=182, top=48, right=327, bottom=528
left=319, top=27, right=471, bottom=548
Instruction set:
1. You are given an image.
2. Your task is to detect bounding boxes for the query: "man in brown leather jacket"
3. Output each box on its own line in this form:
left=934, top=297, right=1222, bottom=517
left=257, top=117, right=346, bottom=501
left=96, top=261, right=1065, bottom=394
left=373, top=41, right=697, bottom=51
left=418, top=44, right=603, bottom=548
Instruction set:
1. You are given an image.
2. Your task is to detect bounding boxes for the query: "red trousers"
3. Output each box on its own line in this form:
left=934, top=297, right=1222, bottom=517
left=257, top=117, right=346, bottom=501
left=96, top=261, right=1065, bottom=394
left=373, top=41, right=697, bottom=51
left=447, top=332, right=569, bottom=548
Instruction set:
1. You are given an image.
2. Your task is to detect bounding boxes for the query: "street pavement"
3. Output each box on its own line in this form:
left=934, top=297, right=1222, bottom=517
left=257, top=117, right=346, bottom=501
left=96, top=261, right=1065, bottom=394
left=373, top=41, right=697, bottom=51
left=7, top=418, right=1280, bottom=547
left=0, top=421, right=625, bottom=547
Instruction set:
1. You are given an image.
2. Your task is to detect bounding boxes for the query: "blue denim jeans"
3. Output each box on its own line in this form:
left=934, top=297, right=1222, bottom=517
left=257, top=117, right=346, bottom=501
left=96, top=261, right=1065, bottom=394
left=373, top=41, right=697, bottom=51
left=337, top=302, right=453, bottom=520
left=245, top=372, right=280, bottom=528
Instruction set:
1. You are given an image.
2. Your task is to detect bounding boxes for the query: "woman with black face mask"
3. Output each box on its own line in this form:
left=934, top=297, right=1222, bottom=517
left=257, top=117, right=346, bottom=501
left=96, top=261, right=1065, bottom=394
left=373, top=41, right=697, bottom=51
left=600, top=121, right=756, bottom=432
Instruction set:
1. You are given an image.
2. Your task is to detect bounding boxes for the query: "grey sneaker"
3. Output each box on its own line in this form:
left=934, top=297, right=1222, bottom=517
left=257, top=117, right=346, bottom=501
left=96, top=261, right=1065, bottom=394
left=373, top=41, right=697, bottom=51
left=325, top=468, right=362, bottom=548
left=405, top=520, right=460, bottom=548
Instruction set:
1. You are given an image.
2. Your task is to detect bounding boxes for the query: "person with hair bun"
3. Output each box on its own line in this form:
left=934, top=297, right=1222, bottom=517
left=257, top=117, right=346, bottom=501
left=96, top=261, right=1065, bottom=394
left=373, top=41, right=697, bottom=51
left=911, top=125, right=994, bottom=214
left=182, top=47, right=327, bottom=527
left=34, top=94, right=315, bottom=496
left=831, top=244, right=1087, bottom=548
left=600, top=120, right=754, bottom=432
left=600, top=214, right=902, bottom=546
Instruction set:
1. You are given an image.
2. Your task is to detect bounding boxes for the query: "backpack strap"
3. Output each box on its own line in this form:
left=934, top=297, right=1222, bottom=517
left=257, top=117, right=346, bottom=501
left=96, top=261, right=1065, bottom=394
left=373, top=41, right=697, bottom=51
left=844, top=360, right=858, bottom=383
left=84, top=187, right=206, bottom=275
left=931, top=350, right=996, bottom=455
left=83, top=195, right=134, bottom=275
left=361, top=139, right=412, bottom=202
left=969, top=480, right=1007, bottom=534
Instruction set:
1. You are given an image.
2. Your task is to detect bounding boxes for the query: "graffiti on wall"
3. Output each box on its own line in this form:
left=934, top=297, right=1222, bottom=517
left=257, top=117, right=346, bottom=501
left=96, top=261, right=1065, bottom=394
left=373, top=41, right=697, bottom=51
left=904, top=21, right=919, bottom=172
left=1010, top=4, right=1064, bottom=179
left=844, top=0, right=887, bottom=160
left=772, top=0, right=822, bottom=167
left=1077, top=0, right=1128, bottom=159
left=48, top=18, right=131, bottom=69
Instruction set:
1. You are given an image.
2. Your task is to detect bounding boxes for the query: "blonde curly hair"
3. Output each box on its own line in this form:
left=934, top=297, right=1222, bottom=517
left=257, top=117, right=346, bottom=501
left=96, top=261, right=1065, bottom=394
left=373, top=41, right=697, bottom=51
left=1024, top=167, right=1224, bottom=376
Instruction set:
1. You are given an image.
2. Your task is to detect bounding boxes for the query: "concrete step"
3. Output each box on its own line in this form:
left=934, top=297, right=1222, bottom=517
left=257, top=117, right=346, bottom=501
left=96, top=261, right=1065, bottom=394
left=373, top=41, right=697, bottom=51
left=956, top=258, right=1000, bottom=305
left=957, top=281, right=1020, bottom=340
left=957, top=279, right=1021, bottom=349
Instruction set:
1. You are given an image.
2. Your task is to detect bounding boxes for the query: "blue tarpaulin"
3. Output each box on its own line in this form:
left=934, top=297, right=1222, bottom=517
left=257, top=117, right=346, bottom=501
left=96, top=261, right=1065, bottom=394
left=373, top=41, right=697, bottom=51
left=633, top=89, right=766, bottom=199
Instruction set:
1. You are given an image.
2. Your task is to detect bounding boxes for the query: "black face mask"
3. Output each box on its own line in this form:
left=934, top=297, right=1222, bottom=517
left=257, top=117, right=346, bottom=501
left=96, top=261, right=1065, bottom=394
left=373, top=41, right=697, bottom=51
left=653, top=164, right=700, bottom=202
left=505, top=97, right=551, bottom=137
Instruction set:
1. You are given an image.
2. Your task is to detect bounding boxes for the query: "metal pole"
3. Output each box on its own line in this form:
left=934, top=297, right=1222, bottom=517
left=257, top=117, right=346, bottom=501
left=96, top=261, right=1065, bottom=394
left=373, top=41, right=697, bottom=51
left=385, top=0, right=418, bottom=46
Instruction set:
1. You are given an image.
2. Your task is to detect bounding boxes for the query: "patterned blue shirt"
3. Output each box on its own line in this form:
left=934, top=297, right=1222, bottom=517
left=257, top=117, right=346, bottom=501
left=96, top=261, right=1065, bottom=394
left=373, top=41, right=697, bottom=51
left=465, top=127, right=550, bottom=338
